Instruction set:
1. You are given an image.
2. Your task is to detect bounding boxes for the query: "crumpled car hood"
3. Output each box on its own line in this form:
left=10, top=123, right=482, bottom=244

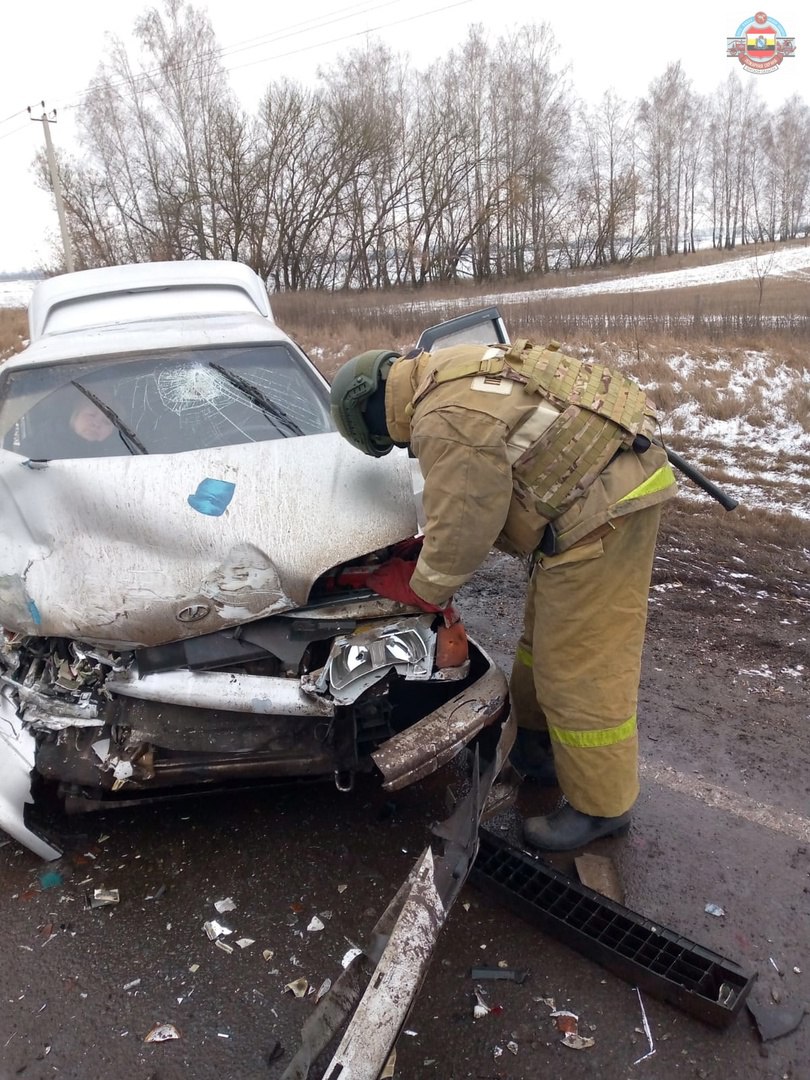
left=0, top=433, right=417, bottom=647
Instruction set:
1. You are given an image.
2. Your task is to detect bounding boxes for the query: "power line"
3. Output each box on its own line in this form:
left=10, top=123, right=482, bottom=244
left=0, top=107, right=29, bottom=129
left=54, top=0, right=473, bottom=117
left=52, top=0, right=408, bottom=115
left=0, top=121, right=30, bottom=143
left=0, top=1, right=473, bottom=147
left=225, top=0, right=474, bottom=76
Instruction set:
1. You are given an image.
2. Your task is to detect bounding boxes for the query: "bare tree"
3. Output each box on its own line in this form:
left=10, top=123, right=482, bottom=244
left=37, top=0, right=809, bottom=286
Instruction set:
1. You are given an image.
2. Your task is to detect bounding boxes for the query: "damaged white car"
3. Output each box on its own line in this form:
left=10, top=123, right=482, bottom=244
left=0, top=261, right=510, bottom=860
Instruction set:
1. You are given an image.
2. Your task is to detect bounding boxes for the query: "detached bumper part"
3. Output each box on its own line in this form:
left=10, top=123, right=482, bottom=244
left=471, top=829, right=755, bottom=1028
left=372, top=659, right=509, bottom=790
left=0, top=691, right=61, bottom=860
left=106, top=669, right=334, bottom=717
left=283, top=711, right=516, bottom=1080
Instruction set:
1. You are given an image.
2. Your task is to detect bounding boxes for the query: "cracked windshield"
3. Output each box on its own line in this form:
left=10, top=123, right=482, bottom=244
left=0, top=345, right=332, bottom=458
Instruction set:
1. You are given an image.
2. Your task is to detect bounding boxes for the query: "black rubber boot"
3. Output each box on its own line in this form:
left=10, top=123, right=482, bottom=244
left=523, top=802, right=631, bottom=852
left=509, top=728, right=558, bottom=787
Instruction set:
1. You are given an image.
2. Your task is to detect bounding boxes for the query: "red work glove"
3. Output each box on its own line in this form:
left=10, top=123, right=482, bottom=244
left=390, top=536, right=424, bottom=562
left=366, top=558, right=459, bottom=626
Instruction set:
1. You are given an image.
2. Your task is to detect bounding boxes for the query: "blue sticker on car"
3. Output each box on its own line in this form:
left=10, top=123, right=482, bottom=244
left=187, top=478, right=236, bottom=517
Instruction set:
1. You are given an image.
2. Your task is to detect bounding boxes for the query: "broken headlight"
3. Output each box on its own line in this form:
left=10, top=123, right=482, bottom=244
left=310, top=617, right=436, bottom=705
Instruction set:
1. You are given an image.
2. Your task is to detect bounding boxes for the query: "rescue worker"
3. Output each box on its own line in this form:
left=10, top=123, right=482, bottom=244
left=329, top=338, right=677, bottom=851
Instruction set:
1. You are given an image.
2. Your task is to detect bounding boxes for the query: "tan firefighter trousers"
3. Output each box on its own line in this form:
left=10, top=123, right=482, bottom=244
left=508, top=504, right=663, bottom=817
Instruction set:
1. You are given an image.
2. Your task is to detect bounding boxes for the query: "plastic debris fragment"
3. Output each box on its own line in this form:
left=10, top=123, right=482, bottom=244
left=144, top=1023, right=180, bottom=1043
left=123, top=979, right=141, bottom=991
left=215, top=940, right=234, bottom=954
left=214, top=897, right=236, bottom=913
left=470, top=966, right=528, bottom=983
left=236, top=938, right=255, bottom=949
left=551, top=1009, right=579, bottom=1034
left=562, top=1033, right=595, bottom=1050
left=286, top=978, right=309, bottom=998
left=341, top=947, right=362, bottom=969
left=473, top=986, right=503, bottom=1019
left=632, top=987, right=656, bottom=1064
left=506, top=1040, right=518, bottom=1055
left=262, top=949, right=275, bottom=962
left=88, top=888, right=120, bottom=908
left=380, top=1048, right=397, bottom=1078
left=314, top=978, right=332, bottom=1003
left=203, top=920, right=232, bottom=941
left=307, top=916, right=325, bottom=932
left=91, top=739, right=111, bottom=762
left=337, top=884, right=348, bottom=894
left=705, top=903, right=725, bottom=917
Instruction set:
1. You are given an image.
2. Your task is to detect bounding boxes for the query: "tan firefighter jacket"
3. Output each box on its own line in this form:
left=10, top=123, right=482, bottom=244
left=384, top=340, right=677, bottom=607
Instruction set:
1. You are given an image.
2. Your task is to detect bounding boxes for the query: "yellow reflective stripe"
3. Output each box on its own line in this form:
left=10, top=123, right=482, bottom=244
left=414, top=555, right=470, bottom=592
left=516, top=643, right=533, bottom=668
left=616, top=464, right=677, bottom=504
left=549, top=714, right=637, bottom=748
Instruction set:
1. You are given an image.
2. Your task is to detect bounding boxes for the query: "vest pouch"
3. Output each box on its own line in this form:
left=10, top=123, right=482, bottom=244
left=511, top=404, right=627, bottom=519
left=496, top=479, right=552, bottom=556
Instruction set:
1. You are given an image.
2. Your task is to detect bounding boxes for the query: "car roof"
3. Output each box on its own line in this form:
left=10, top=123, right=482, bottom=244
left=28, top=261, right=274, bottom=341
left=4, top=313, right=298, bottom=373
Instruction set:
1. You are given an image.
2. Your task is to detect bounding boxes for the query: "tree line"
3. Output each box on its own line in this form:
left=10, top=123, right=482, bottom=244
left=45, top=0, right=810, bottom=289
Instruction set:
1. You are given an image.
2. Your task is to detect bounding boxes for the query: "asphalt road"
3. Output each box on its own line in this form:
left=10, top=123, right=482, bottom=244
left=1, top=508, right=808, bottom=1080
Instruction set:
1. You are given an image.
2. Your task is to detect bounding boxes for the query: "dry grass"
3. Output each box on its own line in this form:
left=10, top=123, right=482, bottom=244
left=662, top=498, right=809, bottom=568
left=0, top=309, right=27, bottom=362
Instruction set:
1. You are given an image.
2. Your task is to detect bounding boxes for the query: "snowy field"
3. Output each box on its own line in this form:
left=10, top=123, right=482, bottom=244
left=608, top=348, right=810, bottom=521
left=0, top=279, right=38, bottom=308
left=391, top=245, right=810, bottom=315
left=2, top=245, right=809, bottom=312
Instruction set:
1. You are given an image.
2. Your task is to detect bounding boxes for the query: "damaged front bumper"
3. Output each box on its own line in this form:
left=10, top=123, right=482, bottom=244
left=0, top=613, right=508, bottom=858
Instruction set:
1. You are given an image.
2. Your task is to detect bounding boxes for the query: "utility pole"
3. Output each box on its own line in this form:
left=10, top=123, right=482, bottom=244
left=28, top=101, right=75, bottom=273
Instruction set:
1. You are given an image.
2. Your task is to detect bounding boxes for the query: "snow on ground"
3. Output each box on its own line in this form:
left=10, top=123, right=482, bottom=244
left=492, top=244, right=810, bottom=300
left=644, top=349, right=809, bottom=452
left=392, top=245, right=810, bottom=315
left=622, top=349, right=810, bottom=520
left=2, top=245, right=809, bottom=313
left=0, top=279, right=38, bottom=308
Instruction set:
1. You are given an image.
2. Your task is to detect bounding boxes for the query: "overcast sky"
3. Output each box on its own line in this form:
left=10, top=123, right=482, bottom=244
left=0, top=0, right=806, bottom=272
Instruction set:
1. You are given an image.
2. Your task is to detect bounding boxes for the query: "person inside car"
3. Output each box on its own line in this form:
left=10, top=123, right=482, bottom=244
left=69, top=400, right=116, bottom=443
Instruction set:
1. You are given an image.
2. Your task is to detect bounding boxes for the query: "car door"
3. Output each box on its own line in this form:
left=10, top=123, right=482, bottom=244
left=415, top=305, right=509, bottom=352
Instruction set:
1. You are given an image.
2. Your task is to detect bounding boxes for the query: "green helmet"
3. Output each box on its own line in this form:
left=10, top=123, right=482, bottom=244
left=330, top=349, right=401, bottom=457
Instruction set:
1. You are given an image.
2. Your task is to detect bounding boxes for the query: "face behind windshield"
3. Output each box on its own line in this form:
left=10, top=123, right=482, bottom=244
left=0, top=345, right=333, bottom=460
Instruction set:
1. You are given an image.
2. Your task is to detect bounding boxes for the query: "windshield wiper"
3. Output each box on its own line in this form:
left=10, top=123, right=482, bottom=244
left=208, top=363, right=304, bottom=437
left=71, top=381, right=147, bottom=455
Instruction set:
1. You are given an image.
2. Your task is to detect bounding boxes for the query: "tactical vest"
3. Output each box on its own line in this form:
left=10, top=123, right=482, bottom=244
left=405, top=340, right=660, bottom=556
